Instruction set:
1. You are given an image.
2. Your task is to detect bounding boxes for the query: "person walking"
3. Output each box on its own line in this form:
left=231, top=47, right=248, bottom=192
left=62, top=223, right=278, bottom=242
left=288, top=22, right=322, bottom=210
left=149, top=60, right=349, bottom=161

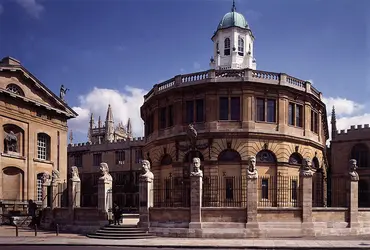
left=112, top=203, right=121, bottom=225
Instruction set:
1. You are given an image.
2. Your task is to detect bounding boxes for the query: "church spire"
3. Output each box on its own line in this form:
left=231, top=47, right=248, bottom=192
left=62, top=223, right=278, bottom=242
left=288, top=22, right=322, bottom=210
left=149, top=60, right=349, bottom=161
left=331, top=106, right=337, bottom=140
left=105, top=104, right=115, bottom=142
left=127, top=118, right=132, bottom=138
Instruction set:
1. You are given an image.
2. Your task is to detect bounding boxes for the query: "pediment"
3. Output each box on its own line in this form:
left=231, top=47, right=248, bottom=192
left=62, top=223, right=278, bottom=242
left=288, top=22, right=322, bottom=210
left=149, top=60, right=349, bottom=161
left=0, top=57, right=77, bottom=118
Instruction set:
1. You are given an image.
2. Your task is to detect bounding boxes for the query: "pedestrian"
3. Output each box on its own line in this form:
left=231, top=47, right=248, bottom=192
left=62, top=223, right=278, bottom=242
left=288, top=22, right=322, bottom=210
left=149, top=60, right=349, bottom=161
left=112, top=203, right=121, bottom=225
left=27, top=200, right=37, bottom=228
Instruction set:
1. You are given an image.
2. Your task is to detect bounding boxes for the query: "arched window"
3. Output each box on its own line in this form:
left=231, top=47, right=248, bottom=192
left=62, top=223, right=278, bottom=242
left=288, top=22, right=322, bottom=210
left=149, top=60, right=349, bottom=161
left=36, top=173, right=44, bottom=202
left=37, top=133, right=51, bottom=160
left=6, top=84, right=24, bottom=96
left=224, top=38, right=230, bottom=56
left=312, top=157, right=320, bottom=169
left=160, top=154, right=173, bottom=166
left=351, top=143, right=369, bottom=168
left=183, top=150, right=204, bottom=163
left=216, top=41, right=219, bottom=52
left=256, top=150, right=276, bottom=164
left=289, top=153, right=302, bottom=165
left=218, top=149, right=241, bottom=162
left=238, top=37, right=244, bottom=56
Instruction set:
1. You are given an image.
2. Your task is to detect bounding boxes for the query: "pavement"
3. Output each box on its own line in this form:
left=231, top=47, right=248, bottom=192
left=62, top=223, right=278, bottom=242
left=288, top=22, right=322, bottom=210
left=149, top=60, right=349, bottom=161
left=1, top=226, right=370, bottom=249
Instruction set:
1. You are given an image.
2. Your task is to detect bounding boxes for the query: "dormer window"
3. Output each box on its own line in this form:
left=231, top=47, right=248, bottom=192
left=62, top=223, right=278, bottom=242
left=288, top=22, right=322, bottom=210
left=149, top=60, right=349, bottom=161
left=224, top=38, right=230, bottom=56
left=6, top=84, right=24, bottom=96
left=238, top=37, right=244, bottom=56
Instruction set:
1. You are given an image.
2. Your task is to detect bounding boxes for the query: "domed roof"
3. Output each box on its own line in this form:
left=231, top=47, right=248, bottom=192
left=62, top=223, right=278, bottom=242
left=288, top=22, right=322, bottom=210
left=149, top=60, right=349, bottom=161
left=217, top=3, right=249, bottom=30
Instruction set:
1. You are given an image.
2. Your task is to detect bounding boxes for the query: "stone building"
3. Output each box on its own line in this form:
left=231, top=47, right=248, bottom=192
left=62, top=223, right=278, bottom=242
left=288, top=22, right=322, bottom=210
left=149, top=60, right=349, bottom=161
left=0, top=56, right=77, bottom=211
left=67, top=104, right=144, bottom=210
left=330, top=107, right=370, bottom=207
left=140, top=2, right=329, bottom=208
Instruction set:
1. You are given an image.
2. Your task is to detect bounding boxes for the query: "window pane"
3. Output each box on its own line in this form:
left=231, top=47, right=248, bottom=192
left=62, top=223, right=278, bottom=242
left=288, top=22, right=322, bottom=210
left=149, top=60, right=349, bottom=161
left=256, top=98, right=265, bottom=121
left=296, top=105, right=302, bottom=127
left=267, top=99, right=276, bottom=123
left=219, top=97, right=229, bottom=120
left=310, top=110, right=314, bottom=131
left=186, top=101, right=194, bottom=124
left=230, top=97, right=240, bottom=120
left=288, top=103, right=294, bottom=125
left=195, top=99, right=204, bottom=122
left=314, top=112, right=318, bottom=133
left=168, top=105, right=174, bottom=127
left=159, top=107, right=166, bottom=129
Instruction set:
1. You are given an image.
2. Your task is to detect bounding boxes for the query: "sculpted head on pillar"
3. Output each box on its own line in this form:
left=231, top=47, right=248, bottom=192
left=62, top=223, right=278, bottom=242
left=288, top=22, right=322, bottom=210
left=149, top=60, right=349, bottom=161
left=70, top=166, right=80, bottom=181
left=140, top=160, right=154, bottom=183
left=300, top=158, right=313, bottom=177
left=99, top=162, right=113, bottom=181
left=41, top=172, right=51, bottom=186
left=51, top=169, right=60, bottom=183
left=247, top=156, right=258, bottom=179
left=190, top=157, right=203, bottom=177
left=348, top=159, right=359, bottom=181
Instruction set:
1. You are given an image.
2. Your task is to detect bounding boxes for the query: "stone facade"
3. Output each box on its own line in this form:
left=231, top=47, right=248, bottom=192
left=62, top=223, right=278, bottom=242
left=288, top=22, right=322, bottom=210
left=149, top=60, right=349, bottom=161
left=0, top=56, right=77, bottom=212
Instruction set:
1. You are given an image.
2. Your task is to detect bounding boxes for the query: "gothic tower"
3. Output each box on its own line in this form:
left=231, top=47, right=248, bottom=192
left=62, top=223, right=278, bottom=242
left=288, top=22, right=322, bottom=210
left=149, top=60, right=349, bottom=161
left=105, top=104, right=115, bottom=142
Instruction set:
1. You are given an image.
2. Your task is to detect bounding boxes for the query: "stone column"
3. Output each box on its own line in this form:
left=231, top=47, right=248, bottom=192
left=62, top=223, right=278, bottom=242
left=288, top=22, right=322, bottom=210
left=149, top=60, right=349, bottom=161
left=246, top=156, right=259, bottom=236
left=68, top=166, right=81, bottom=208
left=50, top=169, right=61, bottom=209
left=299, top=158, right=314, bottom=236
left=138, top=160, right=154, bottom=229
left=41, top=173, right=51, bottom=208
left=348, top=159, right=360, bottom=231
left=188, top=158, right=203, bottom=238
left=98, top=163, right=113, bottom=214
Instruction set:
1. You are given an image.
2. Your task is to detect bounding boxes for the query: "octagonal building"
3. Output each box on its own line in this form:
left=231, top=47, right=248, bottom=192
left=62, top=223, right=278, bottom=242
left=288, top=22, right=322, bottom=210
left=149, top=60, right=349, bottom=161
left=140, top=3, right=329, bottom=211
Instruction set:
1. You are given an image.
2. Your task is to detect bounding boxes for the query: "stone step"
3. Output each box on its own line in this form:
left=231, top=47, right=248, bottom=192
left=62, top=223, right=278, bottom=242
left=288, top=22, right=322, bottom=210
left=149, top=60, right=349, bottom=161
left=86, top=234, right=156, bottom=240
left=96, top=229, right=148, bottom=234
left=105, top=224, right=138, bottom=228
left=94, top=231, right=152, bottom=237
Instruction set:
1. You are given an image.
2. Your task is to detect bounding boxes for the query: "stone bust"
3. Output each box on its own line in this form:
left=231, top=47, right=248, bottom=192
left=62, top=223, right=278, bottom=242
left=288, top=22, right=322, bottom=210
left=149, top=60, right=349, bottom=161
left=348, top=159, right=359, bottom=181
left=190, top=157, right=203, bottom=177
left=70, top=166, right=80, bottom=181
left=51, top=169, right=60, bottom=183
left=300, top=158, right=313, bottom=177
left=247, top=156, right=258, bottom=179
left=99, top=162, right=113, bottom=181
left=41, top=172, right=51, bottom=186
left=139, top=160, right=154, bottom=183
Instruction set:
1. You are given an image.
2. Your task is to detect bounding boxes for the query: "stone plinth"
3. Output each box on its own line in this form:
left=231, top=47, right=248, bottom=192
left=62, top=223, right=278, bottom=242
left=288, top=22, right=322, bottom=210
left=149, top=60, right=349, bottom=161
left=138, top=178, right=153, bottom=229
left=189, top=174, right=202, bottom=230
left=68, top=178, right=81, bottom=208
left=42, top=184, right=48, bottom=208
left=98, top=178, right=112, bottom=214
left=300, top=169, right=314, bottom=236
left=349, top=179, right=359, bottom=230
left=51, top=181, right=60, bottom=209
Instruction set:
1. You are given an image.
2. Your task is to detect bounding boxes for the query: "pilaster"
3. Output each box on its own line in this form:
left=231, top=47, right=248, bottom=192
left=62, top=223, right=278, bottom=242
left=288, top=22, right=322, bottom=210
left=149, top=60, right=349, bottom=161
left=138, top=177, right=154, bottom=229
left=68, top=178, right=81, bottom=208
left=98, top=178, right=113, bottom=214
left=299, top=166, right=314, bottom=236
left=348, top=178, right=359, bottom=231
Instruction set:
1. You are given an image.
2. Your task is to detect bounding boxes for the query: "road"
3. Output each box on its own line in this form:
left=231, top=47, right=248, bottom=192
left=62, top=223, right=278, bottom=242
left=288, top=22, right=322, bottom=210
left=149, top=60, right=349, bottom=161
left=0, top=247, right=239, bottom=250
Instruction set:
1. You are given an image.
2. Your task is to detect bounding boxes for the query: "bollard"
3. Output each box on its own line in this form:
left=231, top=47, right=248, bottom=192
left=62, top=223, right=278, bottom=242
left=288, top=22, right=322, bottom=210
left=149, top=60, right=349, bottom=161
left=15, top=225, right=18, bottom=237
left=56, top=224, right=59, bottom=236
left=34, top=224, right=37, bottom=236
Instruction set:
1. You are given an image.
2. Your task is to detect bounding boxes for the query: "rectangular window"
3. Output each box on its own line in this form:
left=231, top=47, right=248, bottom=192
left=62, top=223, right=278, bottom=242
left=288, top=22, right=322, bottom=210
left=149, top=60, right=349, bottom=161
left=195, top=99, right=204, bottom=122
left=159, top=107, right=167, bottom=129
left=291, top=180, right=298, bottom=201
left=115, top=151, right=125, bottom=165
left=230, top=97, right=240, bottom=120
left=256, top=98, right=265, bottom=121
left=93, top=153, right=102, bottom=166
left=296, top=105, right=303, bottom=127
left=135, top=149, right=143, bottom=164
left=37, top=134, right=49, bottom=160
left=267, top=99, right=276, bottom=123
left=311, top=110, right=319, bottom=133
left=288, top=103, right=294, bottom=126
left=225, top=177, right=234, bottom=200
left=186, top=101, right=194, bottom=124
left=261, top=179, right=269, bottom=200
left=168, top=105, right=174, bottom=127
left=74, top=154, right=83, bottom=168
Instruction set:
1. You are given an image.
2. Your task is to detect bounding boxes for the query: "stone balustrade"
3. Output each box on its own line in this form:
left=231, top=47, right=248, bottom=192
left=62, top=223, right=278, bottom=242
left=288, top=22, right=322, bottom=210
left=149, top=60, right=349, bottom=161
left=144, top=69, right=322, bottom=102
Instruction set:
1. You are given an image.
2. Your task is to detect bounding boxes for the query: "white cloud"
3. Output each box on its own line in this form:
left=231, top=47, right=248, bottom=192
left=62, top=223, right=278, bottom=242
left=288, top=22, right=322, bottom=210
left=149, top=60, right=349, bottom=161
left=68, top=86, right=147, bottom=141
left=0, top=4, right=4, bottom=15
left=323, top=97, right=370, bottom=144
left=15, top=0, right=44, bottom=18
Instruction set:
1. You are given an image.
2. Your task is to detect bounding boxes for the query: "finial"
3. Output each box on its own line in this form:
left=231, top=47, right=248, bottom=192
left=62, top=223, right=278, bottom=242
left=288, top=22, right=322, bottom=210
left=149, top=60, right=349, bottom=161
left=231, top=0, right=236, bottom=12
left=69, top=130, right=73, bottom=144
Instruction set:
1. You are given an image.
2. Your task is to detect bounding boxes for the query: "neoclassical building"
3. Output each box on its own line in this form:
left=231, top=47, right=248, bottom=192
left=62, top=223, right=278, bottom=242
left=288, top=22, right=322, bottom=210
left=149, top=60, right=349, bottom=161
left=140, top=2, right=329, bottom=207
left=0, top=56, right=77, bottom=210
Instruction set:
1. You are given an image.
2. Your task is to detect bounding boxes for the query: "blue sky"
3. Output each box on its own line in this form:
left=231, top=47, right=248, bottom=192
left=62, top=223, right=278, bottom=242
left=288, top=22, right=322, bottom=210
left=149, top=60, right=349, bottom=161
left=0, top=0, right=369, bottom=143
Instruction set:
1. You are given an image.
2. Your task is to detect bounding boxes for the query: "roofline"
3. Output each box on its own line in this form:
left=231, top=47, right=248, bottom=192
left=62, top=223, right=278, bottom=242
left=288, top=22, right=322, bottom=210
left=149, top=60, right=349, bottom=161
left=211, top=26, right=254, bottom=40
left=0, top=64, right=78, bottom=117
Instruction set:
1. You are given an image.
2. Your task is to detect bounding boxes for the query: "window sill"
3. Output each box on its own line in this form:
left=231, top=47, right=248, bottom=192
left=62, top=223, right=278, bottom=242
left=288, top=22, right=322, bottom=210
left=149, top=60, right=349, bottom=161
left=1, top=152, right=26, bottom=160
left=287, top=124, right=304, bottom=129
left=33, top=158, right=54, bottom=165
left=255, top=120, right=277, bottom=124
